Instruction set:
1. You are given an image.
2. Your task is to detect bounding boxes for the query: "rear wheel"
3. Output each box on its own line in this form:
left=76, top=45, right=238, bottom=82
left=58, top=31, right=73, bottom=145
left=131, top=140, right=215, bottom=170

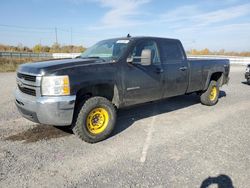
left=72, top=96, right=116, bottom=143
left=200, top=81, right=219, bottom=106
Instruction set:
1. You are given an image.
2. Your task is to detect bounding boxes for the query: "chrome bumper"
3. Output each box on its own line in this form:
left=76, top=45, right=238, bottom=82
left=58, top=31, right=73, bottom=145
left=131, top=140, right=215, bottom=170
left=15, top=89, right=76, bottom=126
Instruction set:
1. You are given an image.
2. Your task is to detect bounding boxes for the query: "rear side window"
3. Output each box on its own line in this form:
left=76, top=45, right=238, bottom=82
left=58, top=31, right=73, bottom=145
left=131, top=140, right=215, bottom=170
left=159, top=40, right=185, bottom=62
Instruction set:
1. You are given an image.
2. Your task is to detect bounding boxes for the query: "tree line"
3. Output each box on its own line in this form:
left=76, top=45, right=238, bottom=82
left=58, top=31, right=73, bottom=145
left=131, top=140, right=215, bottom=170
left=0, top=43, right=250, bottom=57
left=0, top=43, right=86, bottom=53
left=187, top=48, right=250, bottom=57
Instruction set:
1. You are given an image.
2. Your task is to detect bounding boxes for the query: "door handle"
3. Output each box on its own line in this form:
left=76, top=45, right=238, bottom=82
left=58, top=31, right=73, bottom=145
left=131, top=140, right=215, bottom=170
left=179, top=66, right=187, bottom=71
left=155, top=68, right=164, bottom=74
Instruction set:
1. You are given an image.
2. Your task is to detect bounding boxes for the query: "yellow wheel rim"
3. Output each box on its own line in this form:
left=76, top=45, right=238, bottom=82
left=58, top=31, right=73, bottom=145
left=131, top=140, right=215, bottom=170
left=209, top=86, right=217, bottom=101
left=86, top=107, right=109, bottom=135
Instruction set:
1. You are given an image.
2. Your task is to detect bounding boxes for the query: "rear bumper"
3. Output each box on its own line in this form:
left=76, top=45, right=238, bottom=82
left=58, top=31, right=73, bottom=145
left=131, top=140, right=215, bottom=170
left=224, top=76, right=230, bottom=85
left=15, top=89, right=76, bottom=126
left=245, top=72, right=250, bottom=79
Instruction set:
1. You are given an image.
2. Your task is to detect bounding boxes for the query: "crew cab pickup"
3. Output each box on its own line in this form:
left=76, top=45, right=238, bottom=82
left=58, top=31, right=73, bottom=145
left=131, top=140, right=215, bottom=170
left=15, top=36, right=230, bottom=143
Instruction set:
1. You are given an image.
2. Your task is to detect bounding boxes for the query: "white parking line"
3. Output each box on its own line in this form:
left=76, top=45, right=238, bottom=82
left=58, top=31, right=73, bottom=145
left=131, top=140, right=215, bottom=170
left=140, top=115, right=156, bottom=163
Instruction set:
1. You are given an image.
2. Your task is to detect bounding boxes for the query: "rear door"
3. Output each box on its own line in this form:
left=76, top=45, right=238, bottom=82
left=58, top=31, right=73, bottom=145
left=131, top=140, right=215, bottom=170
left=159, top=39, right=189, bottom=98
left=122, top=39, right=164, bottom=105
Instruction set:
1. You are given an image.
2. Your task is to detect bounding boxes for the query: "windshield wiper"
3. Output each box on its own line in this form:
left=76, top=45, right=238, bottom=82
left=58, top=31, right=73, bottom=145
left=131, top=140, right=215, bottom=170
left=76, top=56, right=107, bottom=62
left=87, top=56, right=106, bottom=62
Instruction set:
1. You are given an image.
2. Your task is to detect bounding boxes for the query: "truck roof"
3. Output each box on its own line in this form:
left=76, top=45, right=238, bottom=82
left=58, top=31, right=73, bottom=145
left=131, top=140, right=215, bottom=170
left=106, top=36, right=180, bottom=42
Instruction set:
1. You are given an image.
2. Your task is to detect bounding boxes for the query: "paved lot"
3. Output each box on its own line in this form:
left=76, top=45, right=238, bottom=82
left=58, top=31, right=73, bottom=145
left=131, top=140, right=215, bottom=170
left=0, top=65, right=249, bottom=188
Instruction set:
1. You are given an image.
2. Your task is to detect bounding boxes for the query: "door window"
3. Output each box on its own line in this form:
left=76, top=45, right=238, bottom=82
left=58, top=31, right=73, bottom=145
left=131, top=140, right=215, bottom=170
left=131, top=40, right=160, bottom=65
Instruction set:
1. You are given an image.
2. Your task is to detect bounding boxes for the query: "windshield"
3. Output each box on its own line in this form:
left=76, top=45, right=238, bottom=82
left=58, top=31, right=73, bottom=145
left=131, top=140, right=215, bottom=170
left=80, top=39, right=130, bottom=62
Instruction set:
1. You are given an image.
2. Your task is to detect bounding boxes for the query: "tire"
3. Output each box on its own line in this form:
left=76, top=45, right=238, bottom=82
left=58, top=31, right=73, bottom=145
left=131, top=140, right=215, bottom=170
left=72, top=96, right=116, bottom=143
left=200, top=80, right=219, bottom=106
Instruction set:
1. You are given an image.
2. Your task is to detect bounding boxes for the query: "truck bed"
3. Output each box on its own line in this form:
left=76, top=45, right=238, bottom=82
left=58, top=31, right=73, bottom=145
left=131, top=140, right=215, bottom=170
left=186, top=58, right=230, bottom=93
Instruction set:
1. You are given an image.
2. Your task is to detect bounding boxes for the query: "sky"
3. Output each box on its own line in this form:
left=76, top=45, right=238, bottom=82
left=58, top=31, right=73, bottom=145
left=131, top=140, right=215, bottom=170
left=0, top=0, right=250, bottom=51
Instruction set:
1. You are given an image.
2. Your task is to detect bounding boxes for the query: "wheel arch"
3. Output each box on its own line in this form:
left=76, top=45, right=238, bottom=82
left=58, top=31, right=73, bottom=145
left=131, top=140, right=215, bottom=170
left=74, top=83, right=121, bottom=108
left=204, top=71, right=224, bottom=90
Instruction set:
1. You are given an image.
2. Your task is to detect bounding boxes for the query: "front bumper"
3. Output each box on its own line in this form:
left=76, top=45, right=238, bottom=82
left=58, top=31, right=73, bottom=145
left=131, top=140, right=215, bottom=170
left=15, top=89, right=76, bottom=126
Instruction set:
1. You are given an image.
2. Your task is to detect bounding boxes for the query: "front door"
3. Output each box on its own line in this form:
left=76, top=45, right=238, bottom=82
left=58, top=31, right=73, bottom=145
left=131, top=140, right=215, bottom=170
left=122, top=39, right=164, bottom=105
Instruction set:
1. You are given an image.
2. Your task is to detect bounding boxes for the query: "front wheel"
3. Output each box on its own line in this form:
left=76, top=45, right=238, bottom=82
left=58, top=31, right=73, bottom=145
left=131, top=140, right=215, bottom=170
left=200, top=80, right=219, bottom=106
left=72, top=96, right=116, bottom=143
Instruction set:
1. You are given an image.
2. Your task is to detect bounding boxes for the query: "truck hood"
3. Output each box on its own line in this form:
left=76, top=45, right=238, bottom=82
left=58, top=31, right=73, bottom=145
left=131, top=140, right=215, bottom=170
left=17, top=58, right=106, bottom=75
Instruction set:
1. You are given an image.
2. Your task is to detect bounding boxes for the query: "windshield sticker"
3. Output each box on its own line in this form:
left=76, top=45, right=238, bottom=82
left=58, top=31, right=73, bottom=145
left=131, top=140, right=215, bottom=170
left=116, top=40, right=130, bottom=44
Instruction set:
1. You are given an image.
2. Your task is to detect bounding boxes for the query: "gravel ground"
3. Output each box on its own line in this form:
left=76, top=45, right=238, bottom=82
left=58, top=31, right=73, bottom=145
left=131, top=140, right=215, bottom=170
left=0, top=65, right=249, bottom=188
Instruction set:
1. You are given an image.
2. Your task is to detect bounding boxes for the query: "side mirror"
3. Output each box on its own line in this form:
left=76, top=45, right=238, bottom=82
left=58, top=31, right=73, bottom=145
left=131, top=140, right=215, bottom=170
left=126, top=57, right=133, bottom=63
left=140, top=49, right=152, bottom=66
left=126, top=49, right=152, bottom=66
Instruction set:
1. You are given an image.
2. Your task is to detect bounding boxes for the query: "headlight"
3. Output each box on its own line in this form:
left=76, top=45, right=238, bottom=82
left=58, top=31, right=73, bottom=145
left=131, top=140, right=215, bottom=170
left=41, top=75, right=70, bottom=96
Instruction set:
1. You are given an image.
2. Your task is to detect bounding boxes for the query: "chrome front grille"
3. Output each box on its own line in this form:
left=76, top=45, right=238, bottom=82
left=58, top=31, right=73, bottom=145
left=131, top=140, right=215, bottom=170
left=17, top=72, right=36, bottom=82
left=16, top=72, right=40, bottom=97
left=18, top=85, right=36, bottom=96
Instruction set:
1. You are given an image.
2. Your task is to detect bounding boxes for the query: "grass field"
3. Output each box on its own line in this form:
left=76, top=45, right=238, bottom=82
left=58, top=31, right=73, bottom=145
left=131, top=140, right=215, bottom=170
left=0, top=58, right=51, bottom=72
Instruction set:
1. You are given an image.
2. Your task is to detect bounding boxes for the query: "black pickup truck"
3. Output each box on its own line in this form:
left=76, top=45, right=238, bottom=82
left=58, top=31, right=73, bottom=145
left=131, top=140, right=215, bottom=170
left=15, top=36, right=230, bottom=143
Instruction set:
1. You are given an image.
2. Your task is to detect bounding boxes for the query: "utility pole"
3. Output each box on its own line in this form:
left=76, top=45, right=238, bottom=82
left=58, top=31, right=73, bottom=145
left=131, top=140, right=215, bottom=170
left=55, top=27, right=58, bottom=44
left=70, top=27, right=73, bottom=46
